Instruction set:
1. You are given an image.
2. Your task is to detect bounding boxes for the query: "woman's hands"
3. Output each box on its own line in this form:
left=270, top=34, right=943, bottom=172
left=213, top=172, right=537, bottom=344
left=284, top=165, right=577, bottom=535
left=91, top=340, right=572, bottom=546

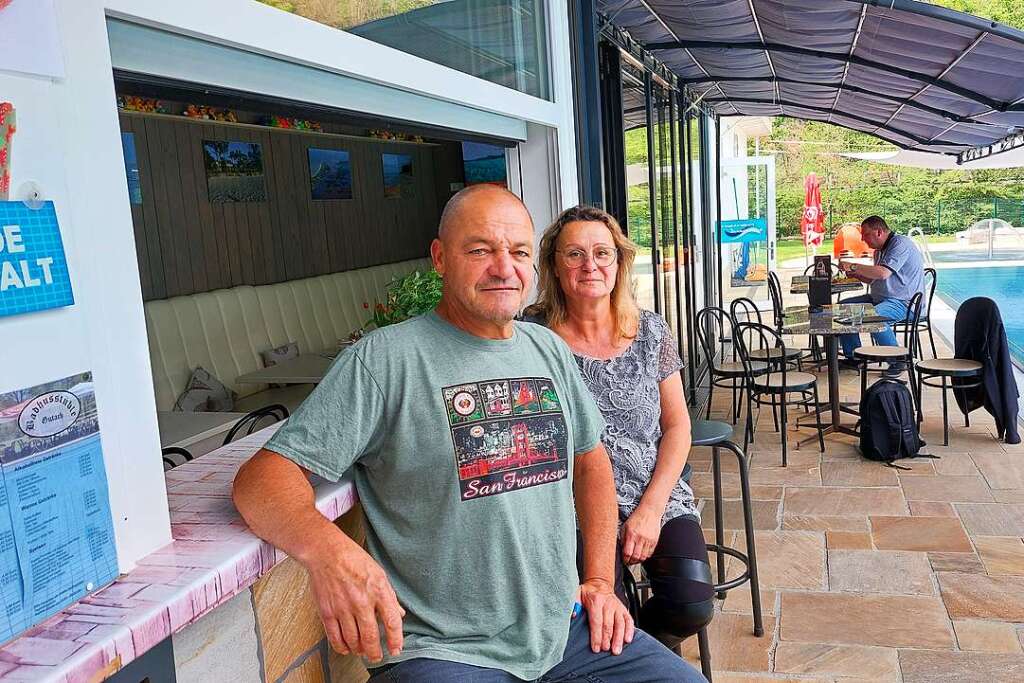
left=621, top=503, right=663, bottom=565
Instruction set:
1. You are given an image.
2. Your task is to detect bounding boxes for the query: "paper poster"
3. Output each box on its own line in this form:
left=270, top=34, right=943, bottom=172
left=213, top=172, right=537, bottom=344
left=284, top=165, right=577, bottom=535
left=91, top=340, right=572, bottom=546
left=0, top=372, right=118, bottom=643
left=0, top=0, right=65, bottom=80
left=0, top=200, right=74, bottom=318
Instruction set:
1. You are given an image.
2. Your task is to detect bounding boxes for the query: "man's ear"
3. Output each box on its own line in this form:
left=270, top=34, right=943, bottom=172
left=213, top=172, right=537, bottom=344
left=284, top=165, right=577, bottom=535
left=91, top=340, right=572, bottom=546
left=430, top=238, right=444, bottom=277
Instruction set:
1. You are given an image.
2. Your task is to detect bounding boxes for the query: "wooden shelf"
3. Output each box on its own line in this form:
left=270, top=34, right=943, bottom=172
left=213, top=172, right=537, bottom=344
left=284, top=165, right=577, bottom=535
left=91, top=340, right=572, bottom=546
left=118, top=110, right=441, bottom=147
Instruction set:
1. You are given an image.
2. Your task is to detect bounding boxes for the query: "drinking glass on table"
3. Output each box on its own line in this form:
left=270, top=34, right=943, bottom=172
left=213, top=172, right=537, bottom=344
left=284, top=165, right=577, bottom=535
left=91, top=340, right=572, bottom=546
left=850, top=304, right=864, bottom=326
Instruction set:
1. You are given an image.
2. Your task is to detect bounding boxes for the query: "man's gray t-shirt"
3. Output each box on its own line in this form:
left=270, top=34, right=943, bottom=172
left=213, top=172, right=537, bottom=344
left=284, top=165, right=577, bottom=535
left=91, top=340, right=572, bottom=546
left=870, top=232, right=924, bottom=303
left=264, top=311, right=604, bottom=679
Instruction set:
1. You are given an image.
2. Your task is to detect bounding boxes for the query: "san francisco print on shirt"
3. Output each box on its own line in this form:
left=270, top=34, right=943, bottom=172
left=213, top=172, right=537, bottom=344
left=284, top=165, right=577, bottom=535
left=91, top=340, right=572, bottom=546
left=442, top=377, right=569, bottom=501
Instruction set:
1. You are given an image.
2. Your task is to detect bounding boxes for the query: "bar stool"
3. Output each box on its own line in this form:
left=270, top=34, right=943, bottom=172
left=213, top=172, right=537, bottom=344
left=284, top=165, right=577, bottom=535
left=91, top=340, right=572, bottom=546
left=692, top=419, right=763, bottom=631
left=625, top=419, right=764, bottom=683
left=915, top=359, right=983, bottom=446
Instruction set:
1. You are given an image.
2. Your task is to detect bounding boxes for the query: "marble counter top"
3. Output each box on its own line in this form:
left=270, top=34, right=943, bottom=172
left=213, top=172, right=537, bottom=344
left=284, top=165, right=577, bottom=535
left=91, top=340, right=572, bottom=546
left=0, top=424, right=356, bottom=682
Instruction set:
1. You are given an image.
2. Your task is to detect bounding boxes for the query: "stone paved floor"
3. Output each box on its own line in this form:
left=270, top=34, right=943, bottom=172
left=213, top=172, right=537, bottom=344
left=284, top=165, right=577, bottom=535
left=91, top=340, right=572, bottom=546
left=679, top=330, right=1024, bottom=682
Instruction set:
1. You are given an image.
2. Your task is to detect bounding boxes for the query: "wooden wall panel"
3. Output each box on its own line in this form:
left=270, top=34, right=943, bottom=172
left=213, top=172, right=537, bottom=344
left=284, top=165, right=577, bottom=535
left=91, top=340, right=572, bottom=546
left=120, top=113, right=453, bottom=300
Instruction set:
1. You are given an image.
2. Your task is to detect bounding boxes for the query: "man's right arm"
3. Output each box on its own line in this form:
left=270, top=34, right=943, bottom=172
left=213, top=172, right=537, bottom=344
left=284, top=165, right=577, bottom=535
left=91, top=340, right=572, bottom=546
left=233, top=448, right=404, bottom=662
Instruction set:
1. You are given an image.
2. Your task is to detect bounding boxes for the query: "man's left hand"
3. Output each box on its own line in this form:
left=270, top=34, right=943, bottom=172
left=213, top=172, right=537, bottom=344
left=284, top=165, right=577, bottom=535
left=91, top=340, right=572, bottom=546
left=577, top=579, right=635, bottom=655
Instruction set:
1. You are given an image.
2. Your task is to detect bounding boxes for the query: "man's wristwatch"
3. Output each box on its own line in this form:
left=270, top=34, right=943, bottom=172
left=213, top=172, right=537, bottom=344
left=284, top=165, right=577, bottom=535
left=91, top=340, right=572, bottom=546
left=848, top=263, right=858, bottom=274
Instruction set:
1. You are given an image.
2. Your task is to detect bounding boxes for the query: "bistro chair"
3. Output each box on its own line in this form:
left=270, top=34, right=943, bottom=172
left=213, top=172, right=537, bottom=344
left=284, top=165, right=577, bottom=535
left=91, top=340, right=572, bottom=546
left=893, top=267, right=938, bottom=359
left=161, top=446, right=194, bottom=471
left=730, top=297, right=804, bottom=370
left=696, top=306, right=768, bottom=424
left=802, top=262, right=842, bottom=279
left=223, top=404, right=289, bottom=445
left=852, top=292, right=924, bottom=414
left=735, top=321, right=826, bottom=466
left=623, top=419, right=764, bottom=682
left=771, top=270, right=824, bottom=366
left=914, top=298, right=984, bottom=445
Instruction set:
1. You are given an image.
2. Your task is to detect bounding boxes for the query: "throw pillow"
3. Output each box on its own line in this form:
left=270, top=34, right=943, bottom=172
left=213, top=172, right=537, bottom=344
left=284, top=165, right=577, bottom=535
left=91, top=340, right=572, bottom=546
left=173, top=366, right=237, bottom=412
left=261, top=341, right=299, bottom=368
left=261, top=341, right=299, bottom=388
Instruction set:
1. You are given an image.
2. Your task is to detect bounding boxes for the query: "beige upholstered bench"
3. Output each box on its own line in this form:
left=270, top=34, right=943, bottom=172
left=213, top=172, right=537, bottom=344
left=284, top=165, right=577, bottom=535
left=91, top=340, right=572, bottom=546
left=144, top=258, right=432, bottom=414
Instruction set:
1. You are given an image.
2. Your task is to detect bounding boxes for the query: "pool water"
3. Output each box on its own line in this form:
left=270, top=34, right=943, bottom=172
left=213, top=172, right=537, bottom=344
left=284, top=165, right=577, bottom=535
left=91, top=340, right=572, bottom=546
left=935, top=265, right=1024, bottom=364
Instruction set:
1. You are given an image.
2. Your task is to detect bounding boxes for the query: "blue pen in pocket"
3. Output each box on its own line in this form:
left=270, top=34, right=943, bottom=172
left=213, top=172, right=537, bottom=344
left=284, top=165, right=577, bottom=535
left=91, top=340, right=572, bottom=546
left=571, top=602, right=583, bottom=619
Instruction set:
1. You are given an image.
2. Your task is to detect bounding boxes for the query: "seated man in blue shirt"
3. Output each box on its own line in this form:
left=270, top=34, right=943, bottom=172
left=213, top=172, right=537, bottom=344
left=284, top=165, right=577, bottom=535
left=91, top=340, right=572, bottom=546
left=837, top=216, right=924, bottom=375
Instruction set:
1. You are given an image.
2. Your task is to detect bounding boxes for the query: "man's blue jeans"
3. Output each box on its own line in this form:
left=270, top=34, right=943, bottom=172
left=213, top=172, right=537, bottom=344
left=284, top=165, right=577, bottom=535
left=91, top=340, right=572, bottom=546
left=367, top=612, right=706, bottom=682
left=839, top=294, right=909, bottom=359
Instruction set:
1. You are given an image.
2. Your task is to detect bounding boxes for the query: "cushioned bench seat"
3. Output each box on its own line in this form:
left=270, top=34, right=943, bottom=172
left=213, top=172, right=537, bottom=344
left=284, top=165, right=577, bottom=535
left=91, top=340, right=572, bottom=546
left=145, top=258, right=432, bottom=414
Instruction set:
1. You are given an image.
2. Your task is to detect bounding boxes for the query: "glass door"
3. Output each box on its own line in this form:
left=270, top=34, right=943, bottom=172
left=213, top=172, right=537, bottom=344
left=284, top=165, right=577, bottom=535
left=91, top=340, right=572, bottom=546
left=720, top=155, right=777, bottom=309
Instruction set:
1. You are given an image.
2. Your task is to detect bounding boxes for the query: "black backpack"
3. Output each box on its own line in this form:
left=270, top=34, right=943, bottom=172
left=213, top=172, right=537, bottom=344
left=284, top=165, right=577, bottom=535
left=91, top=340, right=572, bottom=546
left=859, top=379, right=934, bottom=468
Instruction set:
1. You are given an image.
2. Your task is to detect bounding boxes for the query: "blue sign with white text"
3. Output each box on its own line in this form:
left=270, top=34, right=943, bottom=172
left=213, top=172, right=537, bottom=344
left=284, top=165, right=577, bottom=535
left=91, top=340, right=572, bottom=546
left=720, top=218, right=768, bottom=244
left=0, top=201, right=74, bottom=318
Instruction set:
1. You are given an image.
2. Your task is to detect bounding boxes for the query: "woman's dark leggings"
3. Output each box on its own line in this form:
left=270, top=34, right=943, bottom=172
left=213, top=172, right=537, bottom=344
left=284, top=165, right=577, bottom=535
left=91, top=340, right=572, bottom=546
left=576, top=515, right=715, bottom=648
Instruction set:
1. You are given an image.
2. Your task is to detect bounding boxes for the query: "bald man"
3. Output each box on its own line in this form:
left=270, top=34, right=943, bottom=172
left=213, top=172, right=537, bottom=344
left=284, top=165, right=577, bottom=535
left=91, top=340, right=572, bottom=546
left=234, top=186, right=705, bottom=682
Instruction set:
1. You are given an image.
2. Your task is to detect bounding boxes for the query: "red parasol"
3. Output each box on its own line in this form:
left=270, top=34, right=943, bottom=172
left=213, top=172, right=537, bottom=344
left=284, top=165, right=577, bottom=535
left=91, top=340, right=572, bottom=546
left=801, top=173, right=825, bottom=248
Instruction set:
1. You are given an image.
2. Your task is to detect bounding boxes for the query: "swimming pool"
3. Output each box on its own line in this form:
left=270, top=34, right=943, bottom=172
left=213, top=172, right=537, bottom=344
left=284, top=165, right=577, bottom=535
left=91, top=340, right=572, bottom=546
left=935, top=265, right=1024, bottom=364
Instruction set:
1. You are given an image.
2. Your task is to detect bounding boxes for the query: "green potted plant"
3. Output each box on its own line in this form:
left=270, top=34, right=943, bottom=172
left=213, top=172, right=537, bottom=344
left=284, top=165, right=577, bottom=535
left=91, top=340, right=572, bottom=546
left=365, top=269, right=443, bottom=330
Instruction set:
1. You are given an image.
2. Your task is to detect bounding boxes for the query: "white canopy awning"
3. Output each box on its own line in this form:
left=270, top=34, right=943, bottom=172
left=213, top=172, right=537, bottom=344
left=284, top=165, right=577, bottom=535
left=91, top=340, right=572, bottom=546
left=841, top=148, right=1024, bottom=169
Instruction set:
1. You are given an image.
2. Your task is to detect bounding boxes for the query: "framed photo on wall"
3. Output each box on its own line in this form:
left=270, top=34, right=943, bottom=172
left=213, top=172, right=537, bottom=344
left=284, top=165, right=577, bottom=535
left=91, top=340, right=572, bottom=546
left=461, top=141, right=507, bottom=187
left=202, top=140, right=267, bottom=202
left=308, top=148, right=353, bottom=200
left=382, top=153, right=414, bottom=199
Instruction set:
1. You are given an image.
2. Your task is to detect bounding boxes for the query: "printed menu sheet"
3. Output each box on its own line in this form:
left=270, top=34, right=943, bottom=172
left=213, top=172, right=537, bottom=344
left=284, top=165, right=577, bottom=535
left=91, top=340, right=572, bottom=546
left=0, top=372, right=117, bottom=643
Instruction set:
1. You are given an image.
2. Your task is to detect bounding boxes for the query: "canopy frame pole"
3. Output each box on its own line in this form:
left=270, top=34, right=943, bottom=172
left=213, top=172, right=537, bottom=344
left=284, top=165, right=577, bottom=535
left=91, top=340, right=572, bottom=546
left=829, top=5, right=867, bottom=123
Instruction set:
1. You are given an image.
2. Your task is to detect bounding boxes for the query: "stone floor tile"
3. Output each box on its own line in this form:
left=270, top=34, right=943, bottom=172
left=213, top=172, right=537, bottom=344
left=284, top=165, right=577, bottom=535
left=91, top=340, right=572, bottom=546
left=974, top=536, right=1024, bottom=575
left=774, top=642, right=899, bottom=680
left=899, top=475, right=995, bottom=502
left=993, top=489, right=1024, bottom=503
left=746, top=466, right=820, bottom=487
left=933, top=454, right=980, bottom=476
left=908, top=501, right=957, bottom=517
left=779, top=592, right=954, bottom=648
left=870, top=515, right=972, bottom=552
left=894, top=460, right=936, bottom=475
left=785, top=487, right=907, bottom=517
left=709, top=675, right=830, bottom=683
left=828, top=550, right=934, bottom=595
left=899, top=649, right=1024, bottom=683
left=720, top=586, right=776, bottom=617
left=783, top=514, right=869, bottom=532
left=953, top=620, right=1023, bottom=653
left=820, top=461, right=898, bottom=487
left=700, top=499, right=780, bottom=532
left=749, top=485, right=783, bottom=500
left=972, top=453, right=1024, bottom=489
left=929, top=551, right=986, bottom=573
left=680, top=611, right=774, bottom=673
left=939, top=572, right=1024, bottom=621
left=689, top=472, right=739, bottom=500
left=955, top=503, right=1024, bottom=535
left=728, top=531, right=825, bottom=590
left=826, top=530, right=873, bottom=550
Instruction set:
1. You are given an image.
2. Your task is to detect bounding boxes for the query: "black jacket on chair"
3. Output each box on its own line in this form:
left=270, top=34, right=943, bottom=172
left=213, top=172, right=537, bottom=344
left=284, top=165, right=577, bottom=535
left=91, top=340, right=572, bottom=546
left=953, top=297, right=1021, bottom=444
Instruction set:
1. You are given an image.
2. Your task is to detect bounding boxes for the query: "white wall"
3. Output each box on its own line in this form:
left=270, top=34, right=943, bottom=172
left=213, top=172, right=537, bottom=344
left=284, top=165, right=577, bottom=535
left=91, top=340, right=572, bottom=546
left=0, top=0, right=579, bottom=570
left=0, top=2, right=172, bottom=570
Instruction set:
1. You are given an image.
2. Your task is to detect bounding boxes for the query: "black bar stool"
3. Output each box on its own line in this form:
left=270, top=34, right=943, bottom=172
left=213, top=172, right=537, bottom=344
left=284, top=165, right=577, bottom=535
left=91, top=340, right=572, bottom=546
left=691, top=419, right=763, bottom=639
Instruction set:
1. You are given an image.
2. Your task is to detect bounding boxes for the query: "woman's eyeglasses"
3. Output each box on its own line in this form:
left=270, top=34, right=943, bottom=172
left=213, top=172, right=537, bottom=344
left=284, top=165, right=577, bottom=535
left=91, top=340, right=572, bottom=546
left=556, top=247, right=618, bottom=268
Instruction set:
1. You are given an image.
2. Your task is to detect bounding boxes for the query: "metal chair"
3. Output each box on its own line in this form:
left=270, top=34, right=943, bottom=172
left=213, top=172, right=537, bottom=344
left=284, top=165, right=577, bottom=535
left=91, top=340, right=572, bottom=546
left=223, top=404, right=289, bottom=445
left=914, top=301, right=984, bottom=445
left=735, top=322, right=826, bottom=466
left=893, top=268, right=938, bottom=359
left=853, top=292, right=924, bottom=416
left=623, top=419, right=765, bottom=683
left=696, top=307, right=768, bottom=424
left=161, top=446, right=194, bottom=471
left=730, top=297, right=803, bottom=370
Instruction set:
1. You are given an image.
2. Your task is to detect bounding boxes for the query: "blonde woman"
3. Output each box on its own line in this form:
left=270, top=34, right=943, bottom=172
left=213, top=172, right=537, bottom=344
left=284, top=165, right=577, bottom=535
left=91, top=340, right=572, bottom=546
left=526, top=205, right=713, bottom=649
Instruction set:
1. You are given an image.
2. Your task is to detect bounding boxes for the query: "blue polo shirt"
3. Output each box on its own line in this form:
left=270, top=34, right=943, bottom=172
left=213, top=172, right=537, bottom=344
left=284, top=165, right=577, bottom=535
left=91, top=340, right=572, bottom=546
left=870, top=233, right=924, bottom=304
